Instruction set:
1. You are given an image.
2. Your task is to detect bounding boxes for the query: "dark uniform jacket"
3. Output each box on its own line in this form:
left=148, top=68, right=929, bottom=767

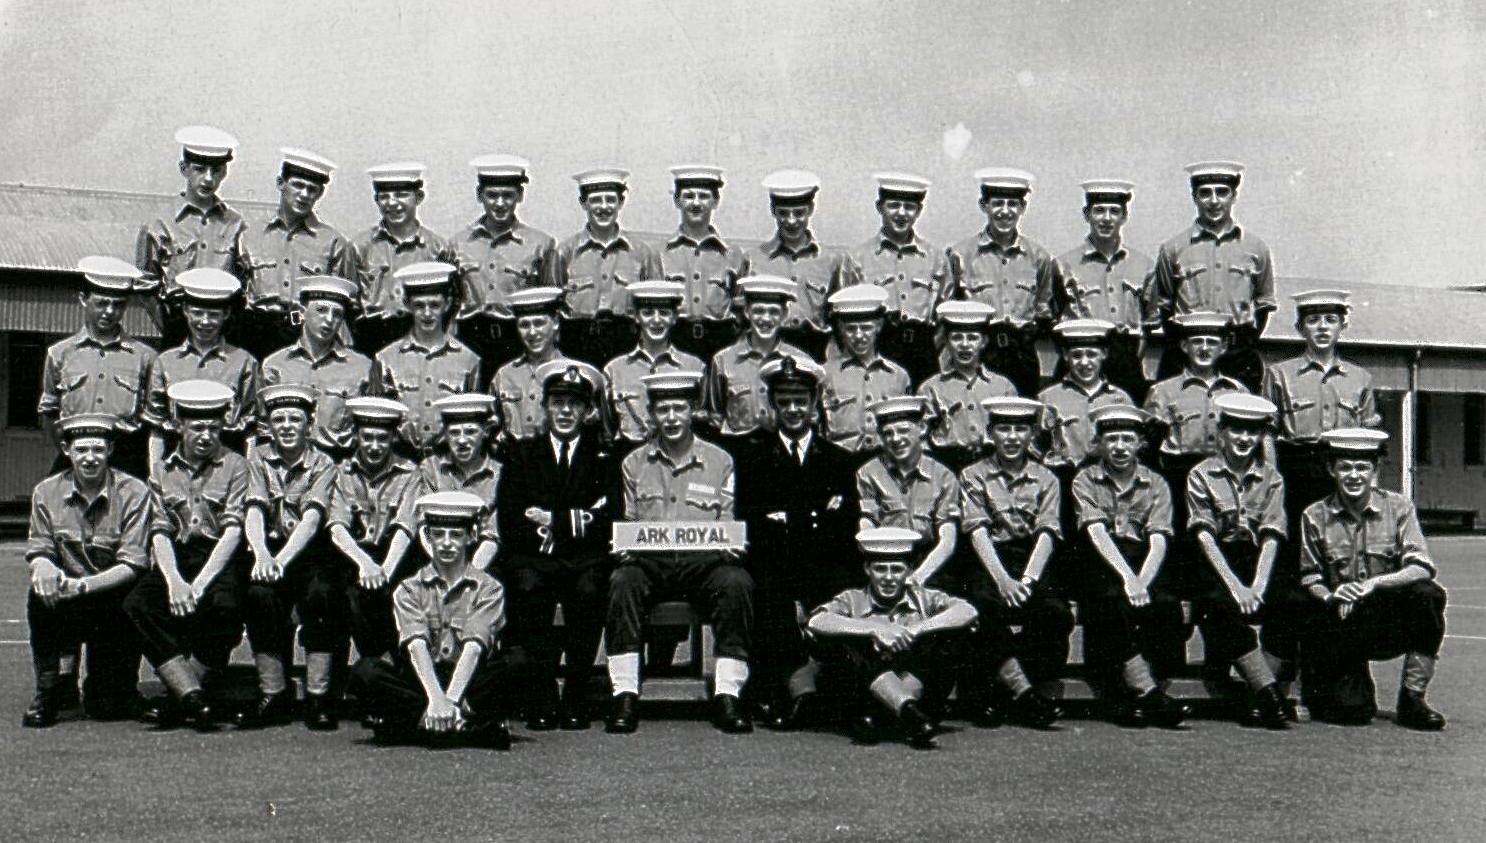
left=497, top=434, right=620, bottom=570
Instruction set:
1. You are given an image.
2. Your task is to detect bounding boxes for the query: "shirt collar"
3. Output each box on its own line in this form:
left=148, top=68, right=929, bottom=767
left=175, top=195, right=228, bottom=222
left=287, top=340, right=348, bottom=365
left=840, top=353, right=893, bottom=373
left=645, top=441, right=704, bottom=473
left=667, top=227, right=729, bottom=253
left=1179, top=369, right=1242, bottom=392
left=266, top=211, right=322, bottom=236
left=780, top=429, right=813, bottom=455
left=475, top=218, right=524, bottom=244
left=397, top=333, right=461, bottom=356
left=731, top=339, right=781, bottom=362
left=1081, top=236, right=1128, bottom=264
left=626, top=345, right=682, bottom=367
left=762, top=233, right=820, bottom=259
left=64, top=469, right=114, bottom=506
left=549, top=433, right=579, bottom=459
left=175, top=338, right=228, bottom=361
left=416, top=564, right=480, bottom=591
left=1298, top=354, right=1347, bottom=377
left=1058, top=377, right=1116, bottom=399
left=881, top=453, right=931, bottom=483
left=76, top=328, right=128, bottom=350
left=876, top=233, right=925, bottom=256
left=263, top=446, right=312, bottom=472
left=1324, top=492, right=1381, bottom=520
left=166, top=447, right=225, bottom=475
left=374, top=223, right=426, bottom=248
left=1206, top=457, right=1264, bottom=484
left=1086, top=462, right=1152, bottom=488
left=985, top=456, right=1036, bottom=483
left=577, top=227, right=633, bottom=254
left=353, top=455, right=414, bottom=482
left=977, top=229, right=1024, bottom=255
left=1190, top=221, right=1243, bottom=244
left=445, top=452, right=498, bottom=481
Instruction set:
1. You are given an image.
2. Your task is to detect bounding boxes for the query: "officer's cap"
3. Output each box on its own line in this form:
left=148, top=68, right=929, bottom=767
left=1214, top=393, right=1276, bottom=427
left=975, top=167, right=1035, bottom=199
left=168, top=380, right=234, bottom=419
left=627, top=280, right=686, bottom=308
left=537, top=361, right=603, bottom=402
left=296, top=275, right=359, bottom=307
left=935, top=300, right=996, bottom=328
left=870, top=396, right=927, bottom=427
left=982, top=396, right=1044, bottom=424
left=1185, top=160, right=1245, bottom=188
left=345, top=397, right=407, bottom=428
left=1321, top=427, right=1388, bottom=455
left=763, top=169, right=820, bottom=206
left=279, top=147, right=336, bottom=185
left=828, top=285, right=889, bottom=320
left=507, top=287, right=563, bottom=316
left=1292, top=289, right=1351, bottom=315
left=76, top=255, right=142, bottom=295
left=670, top=165, right=725, bottom=190
left=642, top=371, right=704, bottom=403
left=58, top=413, right=120, bottom=441
left=1054, top=318, right=1116, bottom=347
left=394, top=261, right=457, bottom=296
left=761, top=354, right=825, bottom=393
left=856, top=527, right=921, bottom=559
left=1171, top=310, right=1233, bottom=339
left=176, top=267, right=240, bottom=306
left=572, top=167, right=629, bottom=197
left=366, top=162, right=426, bottom=190
left=737, top=275, right=798, bottom=304
left=1090, top=404, right=1149, bottom=434
left=1081, top=179, right=1135, bottom=204
left=415, top=491, right=485, bottom=527
left=874, top=172, right=930, bottom=202
left=175, top=125, right=237, bottom=164
left=433, top=393, right=497, bottom=423
left=259, top=384, right=317, bottom=414
left=470, top=154, right=531, bottom=186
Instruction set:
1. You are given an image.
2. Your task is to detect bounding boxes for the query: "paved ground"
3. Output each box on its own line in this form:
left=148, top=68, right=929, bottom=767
left=1, top=538, right=1484, bottom=841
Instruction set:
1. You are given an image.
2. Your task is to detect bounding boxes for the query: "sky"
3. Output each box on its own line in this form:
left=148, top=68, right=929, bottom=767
left=1, top=0, right=1482, bottom=286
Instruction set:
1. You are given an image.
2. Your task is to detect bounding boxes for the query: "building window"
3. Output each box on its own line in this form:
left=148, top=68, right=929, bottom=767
left=1415, top=392, right=1432, bottom=465
left=1466, top=395, right=1485, bottom=467
left=6, top=332, right=50, bottom=429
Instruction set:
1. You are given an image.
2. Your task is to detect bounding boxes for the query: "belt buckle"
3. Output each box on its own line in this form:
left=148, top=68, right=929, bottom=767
left=692, top=323, right=706, bottom=340
left=902, top=327, right=915, bottom=344
left=996, top=332, right=1011, bottom=348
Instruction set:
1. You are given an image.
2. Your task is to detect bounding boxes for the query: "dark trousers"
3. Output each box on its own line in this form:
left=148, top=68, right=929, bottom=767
left=749, top=538, right=859, bottom=703
left=562, top=315, right=638, bottom=367
left=29, top=588, right=140, bottom=710
left=779, top=326, right=828, bottom=361
left=353, top=314, right=410, bottom=357
left=673, top=319, right=739, bottom=365
left=1192, top=542, right=1315, bottom=670
left=1275, top=440, right=1330, bottom=572
left=499, top=557, right=609, bottom=700
left=123, top=541, right=245, bottom=671
left=1157, top=452, right=1207, bottom=598
left=984, top=325, right=1043, bottom=396
left=349, top=649, right=528, bottom=727
left=959, top=542, right=1074, bottom=693
left=1302, top=581, right=1447, bottom=713
left=811, top=631, right=965, bottom=710
left=243, top=539, right=343, bottom=660
left=882, top=319, right=939, bottom=387
left=456, top=314, right=522, bottom=384
left=343, top=539, right=407, bottom=661
left=1076, top=537, right=1188, bottom=684
left=231, top=306, right=299, bottom=361
left=606, top=553, right=754, bottom=661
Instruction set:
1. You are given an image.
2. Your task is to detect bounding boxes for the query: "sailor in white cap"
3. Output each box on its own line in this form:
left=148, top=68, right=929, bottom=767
left=403, top=393, right=503, bottom=575
left=1037, top=319, right=1133, bottom=473
left=351, top=162, right=453, bottom=355
left=1052, top=179, right=1154, bottom=400
left=915, top=300, right=1017, bottom=473
left=602, top=280, right=706, bottom=446
left=38, top=257, right=156, bottom=477
left=450, top=154, right=558, bottom=371
left=821, top=285, right=911, bottom=453
left=806, top=527, right=977, bottom=749
left=850, top=172, right=948, bottom=384
left=143, top=267, right=258, bottom=470
left=707, top=276, right=811, bottom=439
left=349, top=491, right=517, bottom=749
left=236, top=383, right=343, bottom=730
left=745, top=169, right=860, bottom=360
left=1150, top=160, right=1275, bottom=391
left=662, top=164, right=749, bottom=361
left=496, top=361, right=618, bottom=730
left=136, top=126, right=246, bottom=348
left=946, top=167, right=1058, bottom=396
left=372, top=262, right=480, bottom=456
left=489, top=287, right=584, bottom=445
left=123, top=380, right=249, bottom=731
left=1297, top=428, right=1448, bottom=730
left=260, top=275, right=374, bottom=455
left=22, top=412, right=152, bottom=728
left=551, top=167, right=663, bottom=366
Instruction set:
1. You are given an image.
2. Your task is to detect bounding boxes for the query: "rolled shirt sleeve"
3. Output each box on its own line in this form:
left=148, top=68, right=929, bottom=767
left=392, top=581, right=430, bottom=650
left=459, top=577, right=506, bottom=652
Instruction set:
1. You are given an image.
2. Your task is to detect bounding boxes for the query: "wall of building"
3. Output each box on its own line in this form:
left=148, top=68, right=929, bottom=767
left=1412, top=393, right=1486, bottom=517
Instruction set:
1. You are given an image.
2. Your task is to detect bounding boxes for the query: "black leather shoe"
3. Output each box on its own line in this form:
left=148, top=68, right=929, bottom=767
left=898, top=701, right=937, bottom=749
left=234, top=691, right=294, bottom=730
left=770, top=691, right=819, bottom=731
left=179, top=690, right=217, bottom=732
left=1010, top=690, right=1061, bottom=729
left=139, top=696, right=182, bottom=728
left=558, top=696, right=591, bottom=731
left=971, top=698, right=1006, bottom=729
left=1396, top=689, right=1446, bottom=731
left=21, top=693, right=60, bottom=729
left=605, top=692, right=639, bottom=734
left=526, top=707, right=558, bottom=731
left=471, top=718, right=513, bottom=750
left=1248, top=684, right=1290, bottom=730
left=304, top=694, right=339, bottom=731
left=1134, top=689, right=1188, bottom=729
left=851, top=711, right=882, bottom=745
left=712, top=694, right=753, bottom=734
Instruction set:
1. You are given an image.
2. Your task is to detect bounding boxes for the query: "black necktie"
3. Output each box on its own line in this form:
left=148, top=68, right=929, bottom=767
left=789, top=438, right=802, bottom=465
left=559, top=441, right=570, bottom=469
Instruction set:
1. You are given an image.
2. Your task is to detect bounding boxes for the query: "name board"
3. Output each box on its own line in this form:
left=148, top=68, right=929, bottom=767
left=611, top=521, right=748, bottom=552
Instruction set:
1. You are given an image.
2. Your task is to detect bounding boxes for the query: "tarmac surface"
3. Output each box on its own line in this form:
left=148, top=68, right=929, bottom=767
left=1, top=537, right=1483, bottom=841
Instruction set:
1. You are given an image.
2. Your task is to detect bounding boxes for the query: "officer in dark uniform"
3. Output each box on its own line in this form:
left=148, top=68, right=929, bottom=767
left=733, top=355, right=858, bottom=729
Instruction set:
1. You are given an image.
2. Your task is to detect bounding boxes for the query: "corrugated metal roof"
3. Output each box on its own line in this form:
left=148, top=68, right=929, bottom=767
left=1265, top=277, right=1486, bottom=353
left=0, top=277, right=159, bottom=338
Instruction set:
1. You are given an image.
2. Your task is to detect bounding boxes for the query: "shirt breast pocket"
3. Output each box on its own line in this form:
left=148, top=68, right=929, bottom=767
left=322, top=385, right=355, bottom=400
left=298, top=259, right=329, bottom=275
left=567, top=275, right=595, bottom=293
left=1287, top=397, right=1316, bottom=415
left=435, top=379, right=464, bottom=395
left=1336, top=398, right=1361, bottom=421
left=58, top=372, right=89, bottom=395
left=110, top=373, right=141, bottom=395
left=684, top=491, right=723, bottom=514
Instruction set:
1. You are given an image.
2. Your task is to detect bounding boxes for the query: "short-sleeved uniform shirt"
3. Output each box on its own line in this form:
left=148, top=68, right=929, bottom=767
left=661, top=228, right=749, bottom=323
left=812, top=583, right=968, bottom=628
left=1038, top=379, right=1133, bottom=468
left=707, top=339, right=809, bottom=436
left=850, top=234, right=950, bottom=324
left=135, top=197, right=246, bottom=298
left=327, top=456, right=421, bottom=548
left=959, top=456, right=1061, bottom=543
left=237, top=212, right=354, bottom=310
left=260, top=341, right=374, bottom=452
left=37, top=330, right=155, bottom=431
left=946, top=231, right=1057, bottom=324
left=144, top=341, right=258, bottom=434
left=1149, top=223, right=1275, bottom=329
left=351, top=223, right=452, bottom=320
left=856, top=453, right=961, bottom=538
left=393, top=565, right=506, bottom=664
left=449, top=219, right=558, bottom=320
left=821, top=355, right=911, bottom=453
left=622, top=438, right=735, bottom=521
left=1184, top=456, right=1286, bottom=547
left=1071, top=462, right=1174, bottom=544
left=604, top=345, right=706, bottom=444
left=490, top=353, right=579, bottom=441
left=744, top=234, right=857, bottom=335
left=373, top=334, right=481, bottom=450
left=1053, top=238, right=1154, bottom=330
left=1262, top=355, right=1380, bottom=443
left=27, top=468, right=152, bottom=575
left=553, top=228, right=663, bottom=319
left=148, top=448, right=250, bottom=545
left=1143, top=370, right=1248, bottom=457
left=245, top=445, right=337, bottom=542
left=917, top=367, right=1019, bottom=451
left=1298, top=490, right=1436, bottom=591
left=400, top=453, right=502, bottom=543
